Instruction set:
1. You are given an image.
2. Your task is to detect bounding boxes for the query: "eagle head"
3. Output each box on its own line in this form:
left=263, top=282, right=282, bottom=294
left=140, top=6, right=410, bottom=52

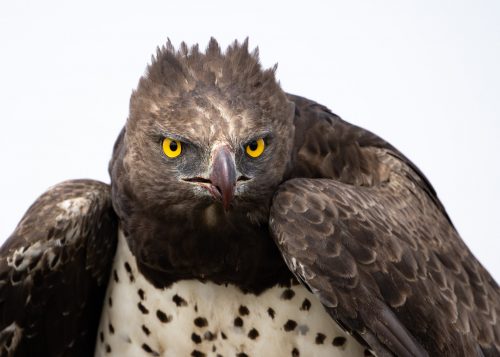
left=108, top=39, right=296, bottom=282
left=110, top=39, right=295, bottom=224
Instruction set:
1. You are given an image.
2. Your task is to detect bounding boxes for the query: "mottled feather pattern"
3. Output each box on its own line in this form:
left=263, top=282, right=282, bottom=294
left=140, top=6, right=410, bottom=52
left=270, top=99, right=500, bottom=356
left=0, top=180, right=117, bottom=356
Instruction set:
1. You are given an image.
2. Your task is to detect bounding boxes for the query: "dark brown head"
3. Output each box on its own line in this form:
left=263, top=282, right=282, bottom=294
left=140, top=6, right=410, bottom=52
left=108, top=39, right=295, bottom=286
left=110, top=38, right=294, bottom=223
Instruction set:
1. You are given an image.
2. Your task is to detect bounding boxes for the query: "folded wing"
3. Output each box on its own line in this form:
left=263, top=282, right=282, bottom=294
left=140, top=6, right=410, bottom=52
left=0, top=180, right=118, bottom=356
left=270, top=95, right=500, bottom=356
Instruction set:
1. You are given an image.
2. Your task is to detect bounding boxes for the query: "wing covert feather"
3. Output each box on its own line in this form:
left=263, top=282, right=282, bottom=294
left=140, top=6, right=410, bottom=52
left=270, top=176, right=500, bottom=356
left=0, top=179, right=118, bottom=356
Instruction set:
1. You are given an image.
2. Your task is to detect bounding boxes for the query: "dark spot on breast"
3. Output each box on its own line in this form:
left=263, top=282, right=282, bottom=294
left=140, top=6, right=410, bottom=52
left=108, top=297, right=112, bottom=307
left=267, top=307, right=275, bottom=319
left=138, top=289, right=145, bottom=300
left=236, top=353, right=248, bottom=357
left=108, top=323, right=114, bottom=334
left=173, top=294, right=188, bottom=307
left=300, top=298, right=311, bottom=311
left=234, top=317, right=244, bottom=327
left=284, top=320, right=297, bottom=331
left=124, top=262, right=135, bottom=282
left=292, top=347, right=300, bottom=356
left=105, top=344, right=111, bottom=353
left=191, top=333, right=202, bottom=344
left=99, top=332, right=104, bottom=342
left=124, top=262, right=132, bottom=273
left=156, top=309, right=171, bottom=323
left=281, top=289, right=295, bottom=300
left=138, top=302, right=149, bottom=314
left=142, top=325, right=150, bottom=336
left=194, top=304, right=198, bottom=312
left=238, top=305, right=250, bottom=316
left=113, top=270, right=119, bottom=282
left=332, top=336, right=346, bottom=347
left=194, top=317, right=208, bottom=328
left=212, top=345, right=216, bottom=352
left=248, top=328, right=259, bottom=339
left=221, top=331, right=227, bottom=339
left=142, top=343, right=160, bottom=356
left=191, top=350, right=206, bottom=357
left=315, top=333, right=326, bottom=344
left=364, top=349, right=375, bottom=356
left=204, top=331, right=216, bottom=341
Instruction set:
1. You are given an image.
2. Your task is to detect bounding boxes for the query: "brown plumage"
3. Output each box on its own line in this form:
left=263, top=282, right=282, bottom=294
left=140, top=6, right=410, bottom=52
left=0, top=38, right=499, bottom=356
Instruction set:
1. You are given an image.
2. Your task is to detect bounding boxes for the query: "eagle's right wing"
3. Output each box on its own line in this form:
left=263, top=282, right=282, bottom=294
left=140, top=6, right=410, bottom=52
left=0, top=180, right=118, bottom=357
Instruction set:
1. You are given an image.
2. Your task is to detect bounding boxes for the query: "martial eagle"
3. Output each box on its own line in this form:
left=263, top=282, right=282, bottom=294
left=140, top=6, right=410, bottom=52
left=1, top=39, right=499, bottom=357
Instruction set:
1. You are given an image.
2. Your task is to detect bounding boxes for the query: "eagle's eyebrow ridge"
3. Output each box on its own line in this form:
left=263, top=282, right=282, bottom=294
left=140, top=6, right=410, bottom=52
left=152, top=127, right=200, bottom=147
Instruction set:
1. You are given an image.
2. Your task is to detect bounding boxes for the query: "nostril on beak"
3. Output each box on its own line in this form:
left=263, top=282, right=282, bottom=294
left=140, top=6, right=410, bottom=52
left=213, top=184, right=223, bottom=196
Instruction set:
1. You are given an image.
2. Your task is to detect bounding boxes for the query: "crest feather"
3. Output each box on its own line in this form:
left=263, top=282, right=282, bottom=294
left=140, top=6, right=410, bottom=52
left=136, top=38, right=281, bottom=101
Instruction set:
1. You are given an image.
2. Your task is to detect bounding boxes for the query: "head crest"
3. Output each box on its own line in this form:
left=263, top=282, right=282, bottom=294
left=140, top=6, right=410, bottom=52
left=135, top=38, right=281, bottom=100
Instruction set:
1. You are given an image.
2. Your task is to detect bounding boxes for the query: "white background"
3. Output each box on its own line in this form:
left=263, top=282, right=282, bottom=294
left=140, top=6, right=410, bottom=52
left=0, top=1, right=499, bottom=281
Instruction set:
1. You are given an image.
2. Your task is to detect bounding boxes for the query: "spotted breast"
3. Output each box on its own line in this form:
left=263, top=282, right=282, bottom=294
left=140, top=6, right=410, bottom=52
left=95, top=230, right=369, bottom=357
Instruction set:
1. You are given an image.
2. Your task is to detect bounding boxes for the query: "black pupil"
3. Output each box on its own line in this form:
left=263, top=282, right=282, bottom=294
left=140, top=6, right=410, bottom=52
left=249, top=141, right=258, bottom=151
left=169, top=141, right=178, bottom=151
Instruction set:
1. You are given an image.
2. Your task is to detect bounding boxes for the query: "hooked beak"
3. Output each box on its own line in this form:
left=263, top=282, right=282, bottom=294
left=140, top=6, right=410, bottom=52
left=209, top=145, right=236, bottom=211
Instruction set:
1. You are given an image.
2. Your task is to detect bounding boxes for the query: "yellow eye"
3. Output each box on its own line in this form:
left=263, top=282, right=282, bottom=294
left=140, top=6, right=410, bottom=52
left=162, top=138, right=182, bottom=158
left=245, top=138, right=265, bottom=158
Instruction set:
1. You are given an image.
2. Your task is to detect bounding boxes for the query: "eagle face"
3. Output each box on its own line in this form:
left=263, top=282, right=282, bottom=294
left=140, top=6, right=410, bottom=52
left=113, top=41, right=295, bottom=225
left=128, top=88, right=293, bottom=218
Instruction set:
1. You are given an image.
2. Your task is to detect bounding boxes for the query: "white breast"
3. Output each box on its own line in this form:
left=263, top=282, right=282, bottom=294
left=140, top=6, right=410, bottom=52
left=95, top=230, right=369, bottom=357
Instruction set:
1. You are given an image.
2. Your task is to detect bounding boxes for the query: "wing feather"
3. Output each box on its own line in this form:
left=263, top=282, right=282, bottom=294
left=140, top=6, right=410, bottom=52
left=0, top=179, right=118, bottom=356
left=270, top=95, right=500, bottom=356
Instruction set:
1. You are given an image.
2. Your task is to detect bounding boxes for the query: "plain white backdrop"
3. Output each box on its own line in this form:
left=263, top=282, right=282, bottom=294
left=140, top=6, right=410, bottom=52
left=0, top=1, right=499, bottom=281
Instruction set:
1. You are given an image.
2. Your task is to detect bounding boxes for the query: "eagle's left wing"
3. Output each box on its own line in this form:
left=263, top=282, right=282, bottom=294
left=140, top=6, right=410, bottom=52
left=269, top=174, right=500, bottom=357
left=0, top=179, right=118, bottom=356
left=269, top=96, right=500, bottom=357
